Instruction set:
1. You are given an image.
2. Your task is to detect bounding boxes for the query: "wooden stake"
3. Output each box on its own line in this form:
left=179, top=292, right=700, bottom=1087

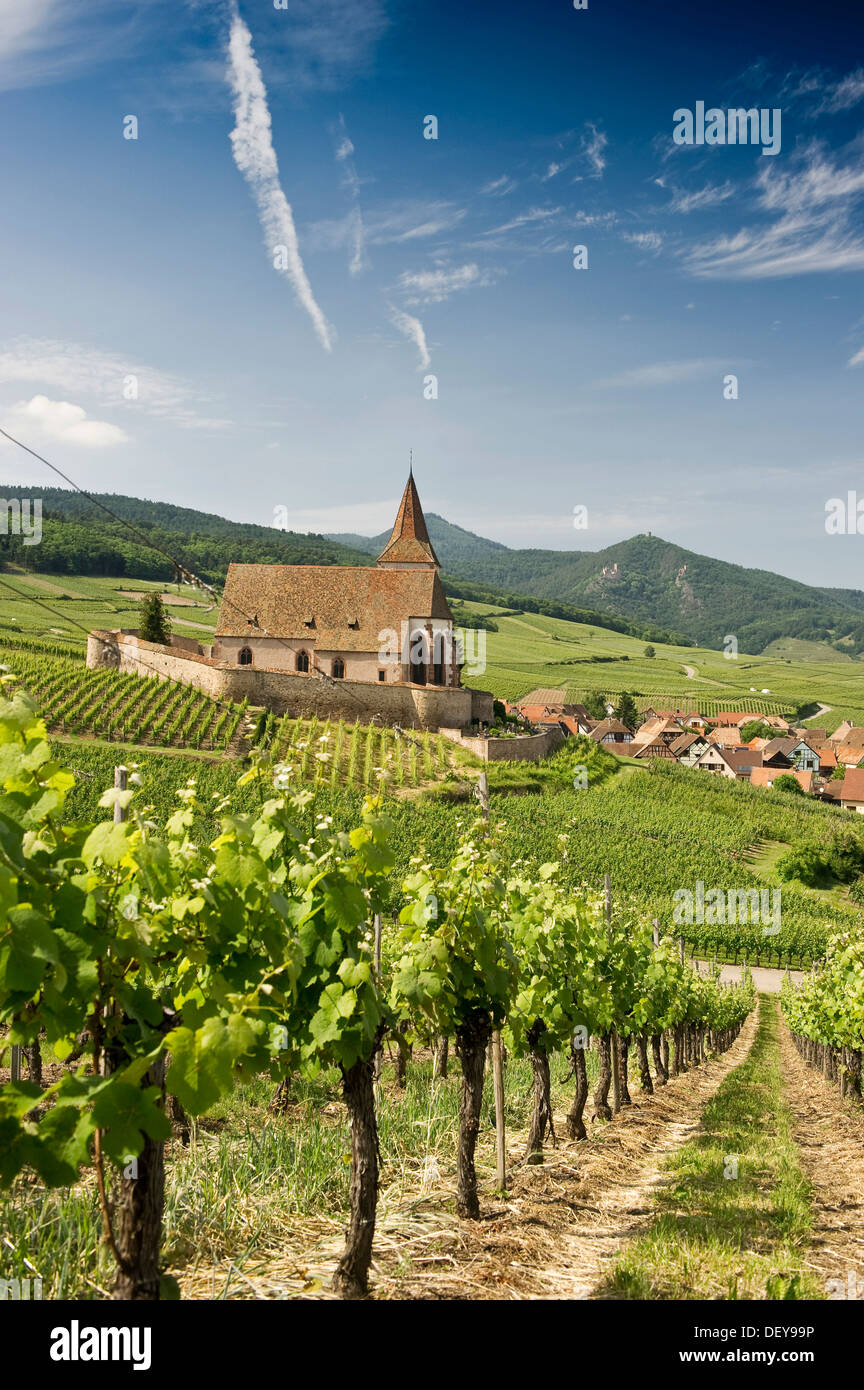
left=604, top=875, right=620, bottom=1112
left=114, top=765, right=128, bottom=823
left=373, top=913, right=382, bottom=981
left=652, top=918, right=660, bottom=949
left=492, top=1030, right=506, bottom=1191
left=679, top=936, right=685, bottom=966
left=10, top=1044, right=21, bottom=1082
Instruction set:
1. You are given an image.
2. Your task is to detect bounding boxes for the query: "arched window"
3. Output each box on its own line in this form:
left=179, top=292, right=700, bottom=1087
left=296, top=650, right=309, bottom=673
left=332, top=657, right=345, bottom=679
left=238, top=646, right=253, bottom=666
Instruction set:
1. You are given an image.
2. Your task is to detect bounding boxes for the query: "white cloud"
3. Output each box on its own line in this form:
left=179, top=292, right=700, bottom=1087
left=306, top=199, right=467, bottom=252
left=667, top=181, right=736, bottom=214
left=0, top=0, right=145, bottom=92
left=814, top=67, right=864, bottom=114
left=683, top=142, right=864, bottom=279
left=1, top=395, right=128, bottom=447
left=582, top=123, right=608, bottom=177
left=388, top=305, right=430, bottom=369
left=849, top=347, right=864, bottom=367
left=622, top=230, right=664, bottom=253
left=226, top=12, right=334, bottom=352
left=595, top=359, right=733, bottom=388
left=396, top=262, right=500, bottom=305
left=332, top=112, right=367, bottom=275
left=0, top=338, right=231, bottom=430
left=481, top=175, right=517, bottom=196
left=280, top=496, right=402, bottom=535
left=481, top=205, right=562, bottom=236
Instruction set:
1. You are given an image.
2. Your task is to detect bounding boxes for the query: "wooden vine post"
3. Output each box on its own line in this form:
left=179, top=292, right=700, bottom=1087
left=606, top=874, right=621, bottom=1114
left=476, top=770, right=507, bottom=1192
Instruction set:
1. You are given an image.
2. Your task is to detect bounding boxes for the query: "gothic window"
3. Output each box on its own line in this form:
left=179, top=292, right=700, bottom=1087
left=296, top=650, right=309, bottom=673
left=332, top=658, right=345, bottom=679
left=238, top=646, right=253, bottom=666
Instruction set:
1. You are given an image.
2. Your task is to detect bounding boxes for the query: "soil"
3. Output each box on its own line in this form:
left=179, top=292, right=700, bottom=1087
left=778, top=1019, right=864, bottom=1299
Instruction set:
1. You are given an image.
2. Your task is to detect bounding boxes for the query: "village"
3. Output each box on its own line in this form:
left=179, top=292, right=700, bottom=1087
left=502, top=689, right=864, bottom=811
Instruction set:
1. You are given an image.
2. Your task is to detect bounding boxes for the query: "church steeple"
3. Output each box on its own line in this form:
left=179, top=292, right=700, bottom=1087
left=377, top=470, right=440, bottom=569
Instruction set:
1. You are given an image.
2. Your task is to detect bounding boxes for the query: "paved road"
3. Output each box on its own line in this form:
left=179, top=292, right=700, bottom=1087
left=694, top=960, right=803, bottom=994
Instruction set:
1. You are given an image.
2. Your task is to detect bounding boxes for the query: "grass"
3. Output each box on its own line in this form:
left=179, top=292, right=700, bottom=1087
left=0, top=1046, right=592, bottom=1299
left=599, top=995, right=823, bottom=1300
left=456, top=600, right=864, bottom=731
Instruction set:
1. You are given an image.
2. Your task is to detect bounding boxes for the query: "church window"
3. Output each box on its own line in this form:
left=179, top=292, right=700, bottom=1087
left=332, top=658, right=345, bottom=679
left=296, top=650, right=310, bottom=673
left=238, top=646, right=253, bottom=666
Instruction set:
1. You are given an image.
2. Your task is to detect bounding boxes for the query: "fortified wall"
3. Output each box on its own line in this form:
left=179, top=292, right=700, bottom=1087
left=87, top=630, right=494, bottom=732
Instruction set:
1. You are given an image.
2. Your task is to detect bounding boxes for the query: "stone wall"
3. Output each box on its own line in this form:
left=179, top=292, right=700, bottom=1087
left=439, top=725, right=564, bottom=763
left=87, top=630, right=492, bottom=731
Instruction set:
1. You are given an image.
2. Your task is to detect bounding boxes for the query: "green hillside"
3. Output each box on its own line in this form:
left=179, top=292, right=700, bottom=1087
left=330, top=514, right=864, bottom=654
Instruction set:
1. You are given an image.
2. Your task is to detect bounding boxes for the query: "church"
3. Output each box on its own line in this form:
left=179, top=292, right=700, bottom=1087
left=88, top=471, right=492, bottom=730
left=213, top=471, right=461, bottom=688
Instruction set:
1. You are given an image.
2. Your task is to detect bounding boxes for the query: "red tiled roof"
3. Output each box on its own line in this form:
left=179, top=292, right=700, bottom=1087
left=840, top=768, right=864, bottom=803
left=216, top=563, right=451, bottom=648
left=750, top=768, right=813, bottom=793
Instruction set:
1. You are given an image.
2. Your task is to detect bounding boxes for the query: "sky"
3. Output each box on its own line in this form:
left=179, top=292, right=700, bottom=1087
left=0, top=0, right=863, bottom=587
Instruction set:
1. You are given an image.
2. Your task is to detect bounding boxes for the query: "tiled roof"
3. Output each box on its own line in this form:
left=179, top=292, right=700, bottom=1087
left=377, top=473, right=440, bottom=567
left=588, top=717, right=632, bottom=740
left=750, top=768, right=813, bottom=793
left=216, top=563, right=452, bottom=648
left=840, top=768, right=864, bottom=802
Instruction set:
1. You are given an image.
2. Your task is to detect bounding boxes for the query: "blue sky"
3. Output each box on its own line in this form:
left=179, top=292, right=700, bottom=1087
left=0, top=0, right=863, bottom=587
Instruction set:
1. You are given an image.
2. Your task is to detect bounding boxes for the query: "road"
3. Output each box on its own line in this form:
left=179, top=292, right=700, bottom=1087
left=695, top=960, right=802, bottom=994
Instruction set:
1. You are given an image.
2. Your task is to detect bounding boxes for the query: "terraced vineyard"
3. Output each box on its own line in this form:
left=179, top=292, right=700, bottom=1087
left=267, top=711, right=478, bottom=792
left=1, top=645, right=245, bottom=752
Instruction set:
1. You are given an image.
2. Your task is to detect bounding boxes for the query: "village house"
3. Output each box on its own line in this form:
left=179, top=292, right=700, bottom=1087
left=839, top=768, right=864, bottom=813
left=588, top=717, right=634, bottom=745
left=669, top=731, right=710, bottom=765
left=750, top=767, right=814, bottom=794
left=693, top=745, right=762, bottom=780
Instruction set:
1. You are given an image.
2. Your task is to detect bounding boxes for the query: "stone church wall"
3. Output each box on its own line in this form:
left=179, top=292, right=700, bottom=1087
left=87, top=630, right=492, bottom=731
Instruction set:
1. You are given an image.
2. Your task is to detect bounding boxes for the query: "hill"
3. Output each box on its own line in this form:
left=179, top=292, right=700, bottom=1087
left=4, top=483, right=864, bottom=655
left=329, top=514, right=864, bottom=654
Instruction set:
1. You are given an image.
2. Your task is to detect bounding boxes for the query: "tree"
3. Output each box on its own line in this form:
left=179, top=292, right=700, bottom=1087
left=643, top=645, right=656, bottom=659
left=832, top=764, right=846, bottom=781
left=139, top=592, right=171, bottom=645
left=614, top=691, right=639, bottom=731
left=585, top=690, right=607, bottom=721
left=773, top=773, right=805, bottom=796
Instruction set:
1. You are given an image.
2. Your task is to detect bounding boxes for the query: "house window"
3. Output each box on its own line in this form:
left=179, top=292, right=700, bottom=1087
left=378, top=670, right=386, bottom=682
left=332, top=658, right=345, bottom=679
left=296, top=650, right=309, bottom=673
left=238, top=646, right=253, bottom=666
left=433, top=661, right=444, bottom=686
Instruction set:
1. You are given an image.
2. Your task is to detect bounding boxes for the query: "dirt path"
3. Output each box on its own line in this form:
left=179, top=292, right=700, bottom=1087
left=366, top=1010, right=761, bottom=1299
left=682, top=663, right=697, bottom=679
left=778, top=1019, right=864, bottom=1298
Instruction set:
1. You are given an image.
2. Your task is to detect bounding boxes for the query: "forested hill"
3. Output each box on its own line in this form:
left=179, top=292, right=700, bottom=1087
left=0, top=485, right=372, bottom=582
left=330, top=514, right=864, bottom=654
left=3, top=484, right=864, bottom=654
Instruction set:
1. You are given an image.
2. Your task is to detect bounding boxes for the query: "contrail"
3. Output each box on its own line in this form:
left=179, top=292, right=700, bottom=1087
left=226, top=11, right=334, bottom=351
left=388, top=304, right=430, bottom=369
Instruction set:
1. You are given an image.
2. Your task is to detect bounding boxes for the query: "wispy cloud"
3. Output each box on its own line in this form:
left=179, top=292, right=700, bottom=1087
left=226, top=10, right=334, bottom=351
left=306, top=199, right=467, bottom=252
left=595, top=359, right=733, bottom=389
left=582, top=123, right=608, bottom=177
left=849, top=347, right=864, bottom=368
left=388, top=304, right=430, bottom=369
left=666, top=180, right=736, bottom=214
left=396, top=262, right=500, bottom=305
left=621, top=230, right=664, bottom=253
left=682, top=140, right=864, bottom=279
left=481, top=175, right=517, bottom=196
left=481, top=205, right=562, bottom=237
left=0, top=338, right=232, bottom=430
left=1, top=394, right=128, bottom=448
left=332, top=112, right=367, bottom=275
left=0, top=0, right=145, bottom=92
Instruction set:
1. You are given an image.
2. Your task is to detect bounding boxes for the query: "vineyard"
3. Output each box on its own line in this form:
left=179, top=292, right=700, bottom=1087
left=0, top=644, right=246, bottom=752
left=2, top=688, right=864, bottom=1305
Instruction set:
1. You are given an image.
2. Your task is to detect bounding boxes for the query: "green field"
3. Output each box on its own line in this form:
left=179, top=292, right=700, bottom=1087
left=2, top=570, right=863, bottom=731
left=457, top=601, right=864, bottom=730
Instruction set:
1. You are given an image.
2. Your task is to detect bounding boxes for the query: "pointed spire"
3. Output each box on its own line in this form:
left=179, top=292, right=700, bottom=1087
left=377, top=469, right=440, bottom=569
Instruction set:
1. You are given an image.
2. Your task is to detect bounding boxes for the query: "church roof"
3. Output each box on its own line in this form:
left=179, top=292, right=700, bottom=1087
left=377, top=472, right=440, bottom=567
left=216, top=563, right=452, bottom=650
